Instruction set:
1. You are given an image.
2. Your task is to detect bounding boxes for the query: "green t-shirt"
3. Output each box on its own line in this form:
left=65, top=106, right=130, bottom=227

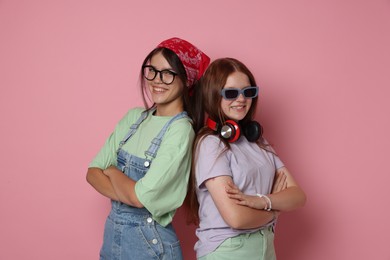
left=89, top=107, right=195, bottom=226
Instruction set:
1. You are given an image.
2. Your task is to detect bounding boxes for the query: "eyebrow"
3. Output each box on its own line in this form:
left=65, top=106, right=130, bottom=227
left=148, top=64, right=175, bottom=71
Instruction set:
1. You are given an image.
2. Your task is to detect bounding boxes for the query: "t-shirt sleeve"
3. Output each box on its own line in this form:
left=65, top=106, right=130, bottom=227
left=195, top=135, right=232, bottom=191
left=88, top=131, right=117, bottom=170
left=263, top=138, right=285, bottom=170
left=134, top=118, right=195, bottom=221
left=88, top=108, right=143, bottom=169
left=273, top=153, right=284, bottom=170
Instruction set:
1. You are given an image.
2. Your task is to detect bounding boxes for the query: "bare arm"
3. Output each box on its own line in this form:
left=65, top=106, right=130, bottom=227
left=267, top=167, right=306, bottom=211
left=205, top=175, right=276, bottom=230
left=226, top=167, right=306, bottom=211
left=86, top=167, right=119, bottom=201
left=103, top=166, right=143, bottom=208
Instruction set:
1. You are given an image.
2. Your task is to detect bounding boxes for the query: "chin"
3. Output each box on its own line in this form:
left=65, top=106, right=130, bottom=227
left=230, top=112, right=248, bottom=121
left=229, top=116, right=246, bottom=121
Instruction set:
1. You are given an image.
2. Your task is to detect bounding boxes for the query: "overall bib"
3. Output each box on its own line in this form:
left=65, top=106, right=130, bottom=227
left=100, top=110, right=189, bottom=260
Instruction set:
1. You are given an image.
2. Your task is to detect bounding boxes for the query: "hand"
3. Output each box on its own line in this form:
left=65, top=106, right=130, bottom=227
left=271, top=171, right=287, bottom=194
left=225, top=181, right=267, bottom=210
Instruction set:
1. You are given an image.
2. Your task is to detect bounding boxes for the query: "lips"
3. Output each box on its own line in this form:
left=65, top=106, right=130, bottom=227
left=230, top=105, right=246, bottom=110
left=152, top=86, right=168, bottom=93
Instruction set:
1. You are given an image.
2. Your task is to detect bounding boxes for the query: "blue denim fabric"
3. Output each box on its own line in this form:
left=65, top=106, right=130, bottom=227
left=100, top=110, right=188, bottom=260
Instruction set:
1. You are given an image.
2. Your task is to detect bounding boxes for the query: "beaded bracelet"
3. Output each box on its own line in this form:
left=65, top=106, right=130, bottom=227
left=256, top=194, right=272, bottom=211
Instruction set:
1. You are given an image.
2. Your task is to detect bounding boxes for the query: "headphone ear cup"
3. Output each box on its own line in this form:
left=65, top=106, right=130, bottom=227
left=222, top=120, right=241, bottom=143
left=206, top=118, right=242, bottom=143
left=243, top=121, right=263, bottom=142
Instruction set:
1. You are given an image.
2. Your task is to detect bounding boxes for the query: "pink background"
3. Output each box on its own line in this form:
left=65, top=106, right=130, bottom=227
left=1, top=0, right=389, bottom=259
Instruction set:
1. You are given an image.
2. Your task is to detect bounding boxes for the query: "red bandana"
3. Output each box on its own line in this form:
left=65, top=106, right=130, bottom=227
left=157, top=37, right=210, bottom=87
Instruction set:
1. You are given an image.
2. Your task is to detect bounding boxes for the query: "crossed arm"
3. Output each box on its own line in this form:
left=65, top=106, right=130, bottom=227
left=205, top=167, right=306, bottom=230
left=205, top=175, right=276, bottom=230
left=86, top=166, right=143, bottom=208
left=226, top=167, right=306, bottom=212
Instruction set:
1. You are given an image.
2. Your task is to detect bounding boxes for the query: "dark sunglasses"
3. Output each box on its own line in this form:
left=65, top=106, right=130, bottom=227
left=220, top=86, right=259, bottom=100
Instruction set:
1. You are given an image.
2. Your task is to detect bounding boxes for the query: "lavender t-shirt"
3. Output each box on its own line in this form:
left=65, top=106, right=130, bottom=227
left=194, top=135, right=284, bottom=258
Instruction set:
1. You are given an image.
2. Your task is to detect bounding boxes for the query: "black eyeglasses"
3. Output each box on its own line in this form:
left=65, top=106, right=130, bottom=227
left=220, top=86, right=259, bottom=100
left=142, top=65, right=178, bottom=85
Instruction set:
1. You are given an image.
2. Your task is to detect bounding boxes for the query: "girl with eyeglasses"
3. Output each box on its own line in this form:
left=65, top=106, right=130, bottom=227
left=86, top=37, right=209, bottom=260
left=185, top=57, right=306, bottom=259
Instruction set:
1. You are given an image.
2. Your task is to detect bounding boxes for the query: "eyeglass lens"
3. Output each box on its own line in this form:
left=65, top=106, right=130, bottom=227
left=142, top=66, right=176, bottom=85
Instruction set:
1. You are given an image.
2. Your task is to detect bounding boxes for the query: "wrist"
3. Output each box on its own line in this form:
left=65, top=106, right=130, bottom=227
left=256, top=194, right=272, bottom=211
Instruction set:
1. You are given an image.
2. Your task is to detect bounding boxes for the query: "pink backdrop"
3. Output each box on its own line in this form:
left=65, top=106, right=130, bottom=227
left=1, top=1, right=389, bottom=259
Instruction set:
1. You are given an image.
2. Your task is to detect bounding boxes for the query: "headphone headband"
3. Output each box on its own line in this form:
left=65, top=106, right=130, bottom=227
left=206, top=117, right=261, bottom=143
left=206, top=118, right=218, bottom=131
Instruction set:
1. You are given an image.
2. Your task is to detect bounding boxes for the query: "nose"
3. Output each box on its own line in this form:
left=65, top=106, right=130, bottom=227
left=236, top=93, right=245, bottom=101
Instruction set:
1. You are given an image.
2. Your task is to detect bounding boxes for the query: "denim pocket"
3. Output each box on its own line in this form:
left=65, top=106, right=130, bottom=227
left=216, top=235, right=244, bottom=252
left=136, top=224, right=164, bottom=258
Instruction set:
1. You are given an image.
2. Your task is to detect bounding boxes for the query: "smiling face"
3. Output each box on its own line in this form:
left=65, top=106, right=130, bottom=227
left=146, top=51, right=185, bottom=116
left=220, top=71, right=252, bottom=121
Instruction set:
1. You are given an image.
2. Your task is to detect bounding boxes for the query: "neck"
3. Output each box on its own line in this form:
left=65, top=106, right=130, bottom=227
left=155, top=104, right=184, bottom=116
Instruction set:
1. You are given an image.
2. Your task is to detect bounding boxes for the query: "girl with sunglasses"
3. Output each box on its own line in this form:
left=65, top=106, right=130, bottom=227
left=86, top=37, right=209, bottom=260
left=185, top=57, right=306, bottom=259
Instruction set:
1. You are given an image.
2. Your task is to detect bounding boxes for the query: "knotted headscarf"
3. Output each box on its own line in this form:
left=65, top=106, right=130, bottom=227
left=157, top=37, right=210, bottom=87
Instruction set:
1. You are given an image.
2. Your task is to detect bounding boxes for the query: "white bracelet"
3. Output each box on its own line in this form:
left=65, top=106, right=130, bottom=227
left=256, top=194, right=272, bottom=211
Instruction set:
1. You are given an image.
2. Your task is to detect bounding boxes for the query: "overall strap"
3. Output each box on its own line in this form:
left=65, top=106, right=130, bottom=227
left=116, top=110, right=149, bottom=154
left=144, top=111, right=190, bottom=165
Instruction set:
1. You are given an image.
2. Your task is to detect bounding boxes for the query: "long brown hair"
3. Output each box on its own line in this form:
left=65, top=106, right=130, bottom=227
left=139, top=47, right=203, bottom=130
left=184, top=57, right=269, bottom=225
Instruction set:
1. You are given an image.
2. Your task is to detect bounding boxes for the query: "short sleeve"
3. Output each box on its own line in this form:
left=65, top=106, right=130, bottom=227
left=134, top=118, right=195, bottom=226
left=195, top=135, right=232, bottom=190
left=273, top=154, right=284, bottom=170
left=89, top=108, right=144, bottom=169
left=262, top=138, right=285, bottom=170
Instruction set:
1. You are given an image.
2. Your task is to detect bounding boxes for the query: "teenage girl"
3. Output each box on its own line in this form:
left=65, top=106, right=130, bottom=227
left=186, top=57, right=306, bottom=259
left=87, top=37, right=210, bottom=260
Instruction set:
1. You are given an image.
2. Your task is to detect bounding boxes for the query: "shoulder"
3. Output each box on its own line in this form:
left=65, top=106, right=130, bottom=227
left=172, top=114, right=194, bottom=129
left=200, top=134, right=222, bottom=146
left=167, top=113, right=195, bottom=136
left=259, top=137, right=285, bottom=167
left=160, top=113, right=195, bottom=146
left=197, top=135, right=227, bottom=155
left=124, top=107, right=145, bottom=119
left=107, top=108, right=147, bottom=138
left=116, top=107, right=145, bottom=127
left=259, top=137, right=277, bottom=154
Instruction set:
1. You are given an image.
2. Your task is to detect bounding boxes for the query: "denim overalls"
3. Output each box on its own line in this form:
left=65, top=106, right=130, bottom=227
left=100, top=110, right=189, bottom=260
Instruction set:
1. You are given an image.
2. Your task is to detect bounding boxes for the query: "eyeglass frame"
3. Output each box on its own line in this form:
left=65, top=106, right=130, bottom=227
left=142, top=65, right=178, bottom=85
left=220, top=86, right=259, bottom=100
